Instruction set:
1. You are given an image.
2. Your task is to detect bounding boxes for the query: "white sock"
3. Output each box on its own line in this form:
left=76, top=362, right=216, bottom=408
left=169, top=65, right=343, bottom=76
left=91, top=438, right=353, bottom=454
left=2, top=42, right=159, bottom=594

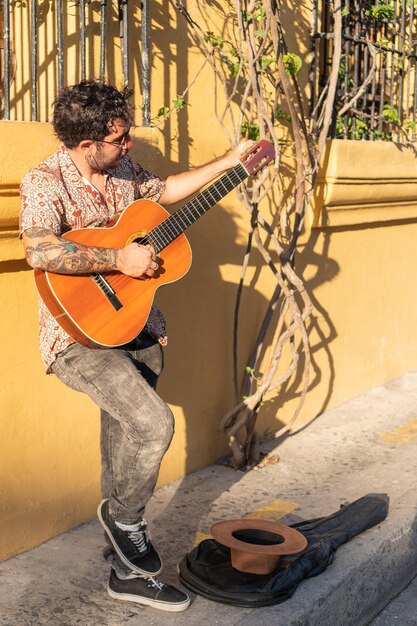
left=115, top=520, right=142, bottom=532
left=114, top=569, right=141, bottom=581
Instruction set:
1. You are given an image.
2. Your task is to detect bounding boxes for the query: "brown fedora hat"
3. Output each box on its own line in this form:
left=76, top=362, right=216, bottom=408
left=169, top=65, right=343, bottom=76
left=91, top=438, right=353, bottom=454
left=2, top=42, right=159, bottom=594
left=210, top=518, right=308, bottom=575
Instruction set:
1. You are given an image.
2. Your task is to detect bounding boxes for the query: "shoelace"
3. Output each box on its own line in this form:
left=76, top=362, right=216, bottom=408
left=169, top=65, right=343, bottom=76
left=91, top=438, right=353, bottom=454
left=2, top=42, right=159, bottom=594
left=127, top=523, right=149, bottom=554
left=144, top=576, right=165, bottom=590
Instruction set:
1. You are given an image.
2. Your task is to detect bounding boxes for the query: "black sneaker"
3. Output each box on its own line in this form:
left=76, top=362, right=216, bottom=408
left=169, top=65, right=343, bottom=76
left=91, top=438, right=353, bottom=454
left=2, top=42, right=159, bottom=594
left=108, top=570, right=191, bottom=612
left=97, top=499, right=162, bottom=576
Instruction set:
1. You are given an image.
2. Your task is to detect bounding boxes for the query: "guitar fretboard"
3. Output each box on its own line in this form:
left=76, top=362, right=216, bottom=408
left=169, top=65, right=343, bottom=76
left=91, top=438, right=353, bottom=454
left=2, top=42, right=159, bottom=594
left=143, top=162, right=248, bottom=254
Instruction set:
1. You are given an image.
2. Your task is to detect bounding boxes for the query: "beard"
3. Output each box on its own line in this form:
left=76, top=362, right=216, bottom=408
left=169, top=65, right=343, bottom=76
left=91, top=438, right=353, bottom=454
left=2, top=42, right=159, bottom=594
left=88, top=146, right=126, bottom=171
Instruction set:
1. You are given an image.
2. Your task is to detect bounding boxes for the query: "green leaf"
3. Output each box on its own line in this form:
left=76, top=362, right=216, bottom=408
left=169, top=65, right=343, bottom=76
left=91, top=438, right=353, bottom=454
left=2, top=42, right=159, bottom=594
left=156, top=106, right=169, bottom=118
left=338, top=55, right=347, bottom=81
left=354, top=118, right=369, bottom=140
left=172, top=96, right=189, bottom=111
left=382, top=104, right=399, bottom=123
left=366, top=2, right=395, bottom=21
left=261, top=57, right=275, bottom=70
left=376, top=37, right=390, bottom=48
left=283, top=53, right=302, bottom=76
left=402, top=117, right=416, bottom=136
left=230, top=62, right=241, bottom=78
left=241, top=120, right=260, bottom=141
left=204, top=31, right=224, bottom=48
left=275, top=107, right=291, bottom=122
left=253, top=7, right=266, bottom=20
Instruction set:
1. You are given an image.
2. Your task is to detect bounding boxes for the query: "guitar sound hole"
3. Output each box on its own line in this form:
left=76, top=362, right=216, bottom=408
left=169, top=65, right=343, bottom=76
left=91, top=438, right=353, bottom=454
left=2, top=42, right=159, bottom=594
left=135, top=236, right=150, bottom=246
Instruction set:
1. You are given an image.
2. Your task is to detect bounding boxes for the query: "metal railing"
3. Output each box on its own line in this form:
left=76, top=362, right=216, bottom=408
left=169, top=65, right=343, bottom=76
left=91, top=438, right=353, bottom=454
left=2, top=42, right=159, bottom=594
left=310, top=0, right=417, bottom=141
left=1, top=0, right=151, bottom=125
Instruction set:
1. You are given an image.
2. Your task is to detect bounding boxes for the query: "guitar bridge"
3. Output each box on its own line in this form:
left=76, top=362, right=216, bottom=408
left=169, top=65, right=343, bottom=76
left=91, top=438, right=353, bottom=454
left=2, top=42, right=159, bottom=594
left=91, top=274, right=123, bottom=311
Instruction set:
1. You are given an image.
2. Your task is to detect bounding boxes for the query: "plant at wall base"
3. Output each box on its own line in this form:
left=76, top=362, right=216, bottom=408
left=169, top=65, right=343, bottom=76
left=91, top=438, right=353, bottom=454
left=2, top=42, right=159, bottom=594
left=167, top=0, right=349, bottom=469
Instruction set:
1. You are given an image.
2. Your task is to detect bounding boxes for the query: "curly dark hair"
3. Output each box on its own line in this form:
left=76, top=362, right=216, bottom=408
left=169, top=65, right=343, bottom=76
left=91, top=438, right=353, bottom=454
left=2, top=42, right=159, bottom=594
left=52, top=80, right=134, bottom=148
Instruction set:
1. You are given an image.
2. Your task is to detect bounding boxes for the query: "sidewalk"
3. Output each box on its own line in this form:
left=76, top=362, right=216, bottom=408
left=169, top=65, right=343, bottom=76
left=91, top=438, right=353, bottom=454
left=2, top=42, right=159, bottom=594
left=2, top=372, right=417, bottom=626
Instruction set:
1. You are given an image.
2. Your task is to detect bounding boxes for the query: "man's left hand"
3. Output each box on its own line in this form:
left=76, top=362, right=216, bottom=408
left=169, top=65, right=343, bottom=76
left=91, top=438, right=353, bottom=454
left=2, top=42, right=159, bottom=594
left=225, top=140, right=256, bottom=169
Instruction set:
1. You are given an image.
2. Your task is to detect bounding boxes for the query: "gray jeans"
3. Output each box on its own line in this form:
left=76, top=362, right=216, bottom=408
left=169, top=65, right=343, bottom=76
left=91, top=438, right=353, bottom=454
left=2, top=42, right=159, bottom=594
left=51, top=334, right=174, bottom=524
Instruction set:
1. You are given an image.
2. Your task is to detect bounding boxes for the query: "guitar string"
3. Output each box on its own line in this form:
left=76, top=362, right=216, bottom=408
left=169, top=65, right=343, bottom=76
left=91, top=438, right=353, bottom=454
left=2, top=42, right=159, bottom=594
left=162, top=166, right=245, bottom=245
left=150, top=165, right=247, bottom=253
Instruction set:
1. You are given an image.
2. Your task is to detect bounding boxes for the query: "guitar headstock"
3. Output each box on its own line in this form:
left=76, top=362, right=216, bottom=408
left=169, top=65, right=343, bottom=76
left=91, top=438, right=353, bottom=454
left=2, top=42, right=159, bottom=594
left=240, top=139, right=275, bottom=176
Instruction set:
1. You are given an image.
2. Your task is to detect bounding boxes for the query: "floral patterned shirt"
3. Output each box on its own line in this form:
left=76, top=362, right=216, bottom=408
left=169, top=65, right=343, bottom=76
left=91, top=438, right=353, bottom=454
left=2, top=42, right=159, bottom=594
left=20, top=144, right=167, bottom=372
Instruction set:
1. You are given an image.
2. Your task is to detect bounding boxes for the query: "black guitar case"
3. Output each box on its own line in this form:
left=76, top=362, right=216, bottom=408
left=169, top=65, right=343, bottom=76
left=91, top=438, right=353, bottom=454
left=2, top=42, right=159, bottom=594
left=178, top=493, right=389, bottom=607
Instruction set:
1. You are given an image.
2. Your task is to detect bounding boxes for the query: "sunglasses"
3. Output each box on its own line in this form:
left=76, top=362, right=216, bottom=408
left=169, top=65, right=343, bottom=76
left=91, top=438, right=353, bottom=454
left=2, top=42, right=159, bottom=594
left=97, top=132, right=133, bottom=149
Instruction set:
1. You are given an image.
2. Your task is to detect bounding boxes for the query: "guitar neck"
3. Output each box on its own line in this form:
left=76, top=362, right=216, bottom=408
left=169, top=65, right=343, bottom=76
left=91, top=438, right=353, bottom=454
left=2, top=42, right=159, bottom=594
left=147, top=162, right=248, bottom=254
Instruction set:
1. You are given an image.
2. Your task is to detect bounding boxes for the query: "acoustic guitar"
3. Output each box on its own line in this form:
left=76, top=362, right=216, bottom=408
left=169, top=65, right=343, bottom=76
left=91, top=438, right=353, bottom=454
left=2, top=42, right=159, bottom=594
left=34, top=139, right=275, bottom=348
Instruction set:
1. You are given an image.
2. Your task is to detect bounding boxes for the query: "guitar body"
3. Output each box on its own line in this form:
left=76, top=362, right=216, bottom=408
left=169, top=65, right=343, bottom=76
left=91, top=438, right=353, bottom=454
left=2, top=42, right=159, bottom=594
left=34, top=199, right=192, bottom=348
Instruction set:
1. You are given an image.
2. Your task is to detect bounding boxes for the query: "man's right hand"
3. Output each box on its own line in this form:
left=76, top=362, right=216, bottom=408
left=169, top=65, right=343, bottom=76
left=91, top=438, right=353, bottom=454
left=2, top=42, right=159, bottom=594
left=22, top=227, right=159, bottom=278
left=117, top=243, right=159, bottom=279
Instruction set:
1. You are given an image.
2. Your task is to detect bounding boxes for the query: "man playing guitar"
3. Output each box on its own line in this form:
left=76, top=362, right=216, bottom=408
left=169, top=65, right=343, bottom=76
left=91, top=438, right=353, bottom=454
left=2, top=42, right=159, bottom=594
left=20, top=80, right=253, bottom=612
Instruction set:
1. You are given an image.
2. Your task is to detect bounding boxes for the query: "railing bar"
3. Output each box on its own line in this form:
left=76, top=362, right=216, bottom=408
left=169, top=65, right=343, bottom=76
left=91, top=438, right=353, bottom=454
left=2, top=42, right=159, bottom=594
left=413, top=54, right=417, bottom=140
left=321, top=0, right=330, bottom=123
left=352, top=0, right=362, bottom=137
left=308, top=0, right=318, bottom=119
left=30, top=0, right=38, bottom=121
left=378, top=21, right=388, bottom=137
left=412, top=2, right=417, bottom=140
left=119, top=0, right=129, bottom=87
left=100, top=0, right=107, bottom=82
left=388, top=0, right=398, bottom=136
left=123, top=1, right=129, bottom=86
left=57, top=0, right=64, bottom=90
left=343, top=0, right=351, bottom=138
left=397, top=0, right=407, bottom=123
left=405, top=0, right=414, bottom=120
left=361, top=5, right=370, bottom=125
left=369, top=12, right=378, bottom=139
left=3, top=0, right=10, bottom=119
left=141, top=0, right=151, bottom=126
left=80, top=0, right=87, bottom=80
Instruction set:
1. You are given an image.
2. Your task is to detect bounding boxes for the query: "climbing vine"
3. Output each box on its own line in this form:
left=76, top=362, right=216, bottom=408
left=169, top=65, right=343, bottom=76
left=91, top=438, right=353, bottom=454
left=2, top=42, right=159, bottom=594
left=158, top=0, right=346, bottom=469
left=154, top=0, right=406, bottom=468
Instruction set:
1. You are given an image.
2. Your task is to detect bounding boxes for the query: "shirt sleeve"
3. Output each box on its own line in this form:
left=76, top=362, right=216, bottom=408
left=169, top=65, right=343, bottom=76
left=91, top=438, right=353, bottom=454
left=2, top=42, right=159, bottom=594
left=19, top=170, right=64, bottom=237
left=131, top=160, right=166, bottom=202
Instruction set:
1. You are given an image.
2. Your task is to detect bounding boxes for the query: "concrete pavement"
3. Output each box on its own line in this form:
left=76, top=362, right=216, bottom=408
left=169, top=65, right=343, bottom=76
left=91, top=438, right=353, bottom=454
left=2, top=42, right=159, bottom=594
left=371, top=575, right=417, bottom=625
left=2, top=372, right=417, bottom=625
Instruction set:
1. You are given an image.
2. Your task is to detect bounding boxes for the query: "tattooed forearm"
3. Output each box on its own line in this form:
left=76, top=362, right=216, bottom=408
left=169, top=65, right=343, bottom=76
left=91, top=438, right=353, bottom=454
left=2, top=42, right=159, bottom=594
left=23, top=228, right=120, bottom=274
left=24, top=227, right=56, bottom=239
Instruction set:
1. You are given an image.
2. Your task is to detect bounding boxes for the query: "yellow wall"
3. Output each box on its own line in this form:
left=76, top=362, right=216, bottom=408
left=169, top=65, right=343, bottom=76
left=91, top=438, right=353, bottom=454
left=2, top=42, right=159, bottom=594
left=2, top=0, right=417, bottom=561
